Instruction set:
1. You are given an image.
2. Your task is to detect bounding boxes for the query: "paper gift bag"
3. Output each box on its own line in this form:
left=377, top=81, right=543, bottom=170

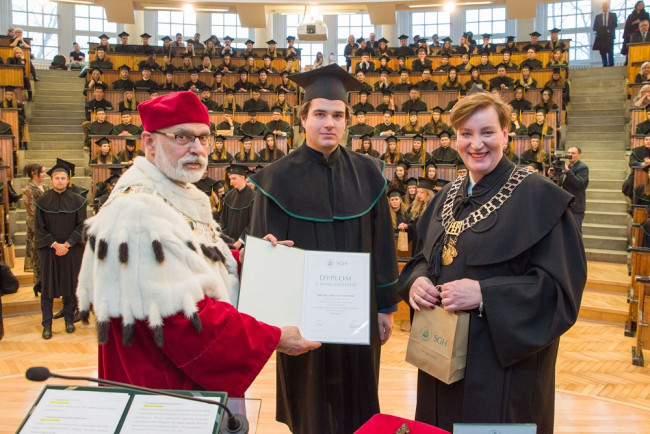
left=397, top=230, right=409, bottom=252
left=406, top=307, right=469, bottom=385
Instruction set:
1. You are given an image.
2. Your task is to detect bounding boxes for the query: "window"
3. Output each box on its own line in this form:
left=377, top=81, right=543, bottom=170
left=546, top=0, right=592, bottom=61
left=412, top=11, right=451, bottom=40
left=211, top=12, right=249, bottom=44
left=74, top=5, right=117, bottom=53
left=465, top=7, right=506, bottom=43
left=11, top=0, right=58, bottom=28
left=157, top=10, right=196, bottom=43
left=611, top=0, right=637, bottom=55
left=337, top=14, right=375, bottom=65
left=11, top=0, right=58, bottom=59
left=286, top=14, right=325, bottom=68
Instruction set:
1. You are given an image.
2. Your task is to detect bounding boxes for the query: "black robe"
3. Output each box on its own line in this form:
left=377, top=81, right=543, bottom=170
left=34, top=189, right=87, bottom=299
left=240, top=121, right=268, bottom=136
left=431, top=146, right=462, bottom=165
left=397, top=157, right=586, bottom=434
left=220, top=186, right=254, bottom=240
left=249, top=144, right=400, bottom=434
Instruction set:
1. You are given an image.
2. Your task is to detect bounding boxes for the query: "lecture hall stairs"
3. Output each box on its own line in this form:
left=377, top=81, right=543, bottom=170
left=11, top=69, right=90, bottom=258
left=565, top=66, right=629, bottom=264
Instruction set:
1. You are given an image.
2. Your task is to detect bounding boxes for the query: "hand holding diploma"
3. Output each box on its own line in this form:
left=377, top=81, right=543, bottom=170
left=277, top=326, right=322, bottom=355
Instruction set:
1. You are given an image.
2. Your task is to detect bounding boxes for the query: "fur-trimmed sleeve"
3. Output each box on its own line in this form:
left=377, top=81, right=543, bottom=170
left=77, top=192, right=239, bottom=346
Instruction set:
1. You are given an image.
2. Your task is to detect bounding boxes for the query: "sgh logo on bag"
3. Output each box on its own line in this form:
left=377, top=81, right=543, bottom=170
left=420, top=328, right=448, bottom=347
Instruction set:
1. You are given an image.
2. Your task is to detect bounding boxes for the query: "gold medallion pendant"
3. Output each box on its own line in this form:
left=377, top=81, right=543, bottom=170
left=441, top=221, right=462, bottom=266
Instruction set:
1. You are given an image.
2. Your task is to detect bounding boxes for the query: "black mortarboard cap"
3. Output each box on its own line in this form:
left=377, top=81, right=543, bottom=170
left=496, top=62, right=507, bottom=69
left=240, top=135, right=253, bottom=143
left=386, top=135, right=398, bottom=143
left=406, top=177, right=418, bottom=186
left=439, top=130, right=451, bottom=138
left=529, top=132, right=542, bottom=139
left=286, top=35, right=296, bottom=41
left=418, top=177, right=435, bottom=191
left=95, top=46, right=106, bottom=52
left=419, top=38, right=428, bottom=43
left=214, top=135, right=226, bottom=142
left=378, top=37, right=389, bottom=44
left=118, top=64, right=131, bottom=71
left=396, top=160, right=410, bottom=170
left=247, top=110, right=257, bottom=116
left=272, top=106, right=283, bottom=113
left=529, top=31, right=541, bottom=37
left=120, top=108, right=131, bottom=115
left=245, top=39, right=254, bottom=45
left=141, top=64, right=152, bottom=71
left=188, top=67, right=199, bottom=74
left=289, top=64, right=364, bottom=103
left=4, top=85, right=15, bottom=93
left=125, top=139, right=136, bottom=147
left=356, top=37, right=365, bottom=43
left=95, top=137, right=111, bottom=146
left=251, top=85, right=261, bottom=92
left=104, top=169, right=122, bottom=185
left=527, top=161, right=543, bottom=172
left=381, top=89, right=392, bottom=96
left=457, top=163, right=467, bottom=170
left=118, top=31, right=129, bottom=38
left=161, top=36, right=172, bottom=42
left=408, top=84, right=420, bottom=91
left=387, top=188, right=404, bottom=198
left=552, top=67, right=562, bottom=74
left=442, top=37, right=452, bottom=42
left=506, top=36, right=515, bottom=42
left=398, top=34, right=409, bottom=40
left=550, top=28, right=561, bottom=33
left=448, top=66, right=458, bottom=73
left=469, top=66, right=479, bottom=73
left=360, top=133, right=372, bottom=141
left=98, top=34, right=110, bottom=40
left=354, top=109, right=366, bottom=116
left=384, top=109, right=395, bottom=116
left=441, top=52, right=450, bottom=58
left=140, top=33, right=151, bottom=38
left=380, top=54, right=391, bottom=62
left=378, top=68, right=390, bottom=75
left=263, top=53, right=272, bottom=60
left=229, top=164, right=248, bottom=176
left=224, top=35, right=234, bottom=41
left=182, top=52, right=191, bottom=59
left=408, top=110, right=419, bottom=117
left=413, top=134, right=424, bottom=142
left=482, top=33, right=492, bottom=38
left=47, top=158, right=74, bottom=177
left=266, top=39, right=277, bottom=45
left=432, top=106, right=444, bottom=113
left=358, top=89, right=370, bottom=96
left=245, top=54, right=255, bottom=60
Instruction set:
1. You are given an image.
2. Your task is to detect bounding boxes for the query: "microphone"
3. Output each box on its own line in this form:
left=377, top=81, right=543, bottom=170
left=26, top=366, right=248, bottom=434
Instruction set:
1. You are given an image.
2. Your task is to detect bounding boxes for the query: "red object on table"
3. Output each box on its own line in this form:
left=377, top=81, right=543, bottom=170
left=354, top=414, right=450, bottom=434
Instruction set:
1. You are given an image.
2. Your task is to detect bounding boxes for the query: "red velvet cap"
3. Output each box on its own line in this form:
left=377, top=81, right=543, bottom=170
left=354, top=414, right=449, bottom=434
left=137, top=91, right=210, bottom=132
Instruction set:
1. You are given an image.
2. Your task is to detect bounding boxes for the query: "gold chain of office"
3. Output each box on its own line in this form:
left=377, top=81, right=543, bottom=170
left=440, top=167, right=534, bottom=266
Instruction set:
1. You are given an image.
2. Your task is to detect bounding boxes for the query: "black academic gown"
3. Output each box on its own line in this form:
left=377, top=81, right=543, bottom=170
left=397, top=157, right=586, bottom=434
left=249, top=144, right=400, bottom=434
left=220, top=186, right=254, bottom=241
left=34, top=189, right=87, bottom=299
left=194, top=176, right=218, bottom=196
left=432, top=147, right=462, bottom=165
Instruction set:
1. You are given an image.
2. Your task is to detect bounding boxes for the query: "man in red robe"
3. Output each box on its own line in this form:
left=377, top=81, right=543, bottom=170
left=77, top=91, right=319, bottom=397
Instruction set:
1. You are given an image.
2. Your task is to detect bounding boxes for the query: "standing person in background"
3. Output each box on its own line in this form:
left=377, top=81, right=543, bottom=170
left=593, top=2, right=618, bottom=67
left=623, top=1, right=649, bottom=58
left=22, top=164, right=48, bottom=296
left=344, top=35, right=358, bottom=72
left=552, top=146, right=590, bottom=231
left=35, top=161, right=87, bottom=339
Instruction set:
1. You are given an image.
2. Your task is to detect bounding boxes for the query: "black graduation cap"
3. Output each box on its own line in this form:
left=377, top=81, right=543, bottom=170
left=47, top=158, right=74, bottom=177
left=104, top=168, right=123, bottom=184
left=381, top=89, right=393, bottom=96
left=4, top=85, right=15, bottom=93
left=247, top=110, right=257, bottom=117
left=118, top=64, right=131, bottom=71
left=469, top=66, right=479, bottom=73
left=378, top=37, right=389, bottom=44
left=380, top=54, right=391, bottom=62
left=286, top=35, right=296, bottom=41
left=506, top=36, right=516, bottom=42
left=182, top=53, right=192, bottom=59
left=535, top=107, right=547, bottom=115
left=408, top=84, right=420, bottom=91
left=387, top=187, right=404, bottom=198
left=439, top=130, right=451, bottom=138
left=225, top=88, right=235, bottom=95
left=244, top=54, right=255, bottom=60
left=202, top=53, right=212, bottom=59
left=398, top=34, right=409, bottom=40
left=529, top=31, right=542, bottom=37
left=229, top=164, right=248, bottom=176
left=396, top=160, right=410, bottom=171
left=448, top=66, right=458, bottom=73
left=441, top=52, right=450, bottom=58
left=514, top=84, right=525, bottom=91
left=94, top=82, right=108, bottom=91
left=549, top=28, right=561, bottom=33
left=397, top=55, right=407, bottom=61
left=416, top=47, right=427, bottom=54
left=386, top=135, right=398, bottom=143
left=223, top=35, right=234, bottom=41
left=529, top=132, right=542, bottom=139
left=95, top=46, right=106, bottom=52
left=245, top=39, right=255, bottom=45
left=161, top=36, right=172, bottom=42
left=98, top=34, right=110, bottom=40
left=442, top=37, right=452, bottom=42
left=120, top=108, right=131, bottom=115
left=200, top=85, right=212, bottom=92
left=125, top=138, right=136, bottom=147
left=496, top=62, right=507, bottom=69
left=95, top=137, right=111, bottom=146
left=354, top=109, right=367, bottom=116
left=431, top=106, right=444, bottom=113
left=214, top=135, right=226, bottom=142
left=139, top=33, right=151, bottom=39
left=552, top=67, right=562, bottom=74
left=251, top=85, right=261, bottom=92
left=418, top=177, right=435, bottom=191
left=527, top=161, right=543, bottom=172
left=360, top=133, right=373, bottom=141
left=356, top=37, right=365, bottom=43
left=266, top=39, right=277, bottom=45
left=90, top=67, right=103, bottom=75
left=257, top=67, right=268, bottom=75
left=290, top=64, right=364, bottom=104
left=520, top=64, right=531, bottom=70
left=406, top=177, right=418, bottom=186
left=552, top=46, right=565, bottom=53
left=419, top=38, right=428, bottom=43
left=378, top=68, right=390, bottom=75
left=276, top=88, right=287, bottom=95
left=263, top=53, right=272, bottom=60
left=384, top=109, right=395, bottom=116
left=502, top=48, right=513, bottom=55
left=481, top=33, right=492, bottom=39
left=141, top=64, right=153, bottom=71
left=408, top=110, right=419, bottom=117
left=414, top=35, right=421, bottom=39
left=188, top=67, right=199, bottom=74
left=358, top=89, right=370, bottom=96
left=118, top=31, right=129, bottom=38
left=413, top=134, right=424, bottom=142
left=272, top=106, right=283, bottom=113
left=240, top=135, right=253, bottom=143
left=480, top=51, right=490, bottom=57
left=457, top=163, right=467, bottom=170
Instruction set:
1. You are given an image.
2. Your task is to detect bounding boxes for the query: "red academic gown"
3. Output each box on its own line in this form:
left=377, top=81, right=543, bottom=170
left=99, top=295, right=280, bottom=397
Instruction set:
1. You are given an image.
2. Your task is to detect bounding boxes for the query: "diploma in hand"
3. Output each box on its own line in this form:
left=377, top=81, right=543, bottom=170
left=238, top=236, right=371, bottom=345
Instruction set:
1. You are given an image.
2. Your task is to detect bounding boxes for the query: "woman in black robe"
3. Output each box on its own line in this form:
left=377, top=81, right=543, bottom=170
left=398, top=92, right=586, bottom=434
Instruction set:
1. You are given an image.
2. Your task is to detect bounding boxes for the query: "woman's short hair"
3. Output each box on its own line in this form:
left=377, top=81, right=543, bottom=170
left=642, top=61, right=650, bottom=71
left=450, top=91, right=511, bottom=131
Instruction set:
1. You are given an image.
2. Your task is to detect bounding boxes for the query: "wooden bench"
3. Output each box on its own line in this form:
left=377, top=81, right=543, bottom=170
left=0, top=136, right=14, bottom=180
left=0, top=46, right=31, bottom=76
left=94, top=111, right=295, bottom=129
left=627, top=42, right=650, bottom=84
left=0, top=109, right=19, bottom=153
left=632, top=275, right=650, bottom=366
left=0, top=65, right=25, bottom=87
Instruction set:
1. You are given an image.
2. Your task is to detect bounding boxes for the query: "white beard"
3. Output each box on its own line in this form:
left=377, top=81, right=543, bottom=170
left=154, top=143, right=207, bottom=184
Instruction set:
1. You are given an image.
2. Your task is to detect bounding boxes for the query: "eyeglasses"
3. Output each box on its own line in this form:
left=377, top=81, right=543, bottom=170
left=153, top=131, right=213, bottom=147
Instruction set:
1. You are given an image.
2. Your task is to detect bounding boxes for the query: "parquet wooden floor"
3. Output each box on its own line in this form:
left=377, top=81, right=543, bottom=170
left=1, top=312, right=649, bottom=433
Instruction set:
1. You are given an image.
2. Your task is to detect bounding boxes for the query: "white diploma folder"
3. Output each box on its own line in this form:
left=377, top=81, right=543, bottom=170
left=238, top=236, right=371, bottom=345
